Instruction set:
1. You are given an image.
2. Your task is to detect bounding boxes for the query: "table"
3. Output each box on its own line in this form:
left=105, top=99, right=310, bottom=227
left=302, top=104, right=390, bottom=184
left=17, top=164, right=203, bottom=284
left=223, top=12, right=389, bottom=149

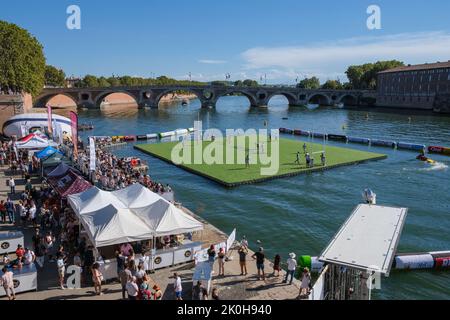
left=0, top=263, right=37, bottom=297
left=0, top=231, right=24, bottom=255
left=97, top=241, right=203, bottom=281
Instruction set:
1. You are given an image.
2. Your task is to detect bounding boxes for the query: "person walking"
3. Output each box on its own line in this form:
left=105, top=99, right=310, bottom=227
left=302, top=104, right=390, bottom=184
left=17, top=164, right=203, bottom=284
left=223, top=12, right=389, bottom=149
left=1, top=267, right=16, bottom=300
left=173, top=272, right=183, bottom=300
left=283, top=253, right=297, bottom=285
left=8, top=177, right=15, bottom=194
left=238, top=245, right=248, bottom=276
left=294, top=152, right=300, bottom=164
left=251, top=247, right=266, bottom=281
left=217, top=248, right=225, bottom=276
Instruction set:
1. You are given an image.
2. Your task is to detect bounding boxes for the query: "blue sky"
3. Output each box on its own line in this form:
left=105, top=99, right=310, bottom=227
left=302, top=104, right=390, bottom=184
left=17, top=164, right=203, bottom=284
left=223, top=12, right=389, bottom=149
left=1, top=0, right=450, bottom=84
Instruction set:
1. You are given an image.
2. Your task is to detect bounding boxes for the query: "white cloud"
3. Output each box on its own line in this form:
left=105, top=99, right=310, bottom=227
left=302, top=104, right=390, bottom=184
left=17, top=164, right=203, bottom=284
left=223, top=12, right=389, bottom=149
left=198, top=59, right=227, bottom=64
left=241, top=31, right=450, bottom=81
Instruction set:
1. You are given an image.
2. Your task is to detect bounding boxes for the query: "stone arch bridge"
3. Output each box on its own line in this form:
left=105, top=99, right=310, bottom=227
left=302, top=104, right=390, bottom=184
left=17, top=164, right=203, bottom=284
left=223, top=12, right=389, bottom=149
left=34, top=85, right=374, bottom=109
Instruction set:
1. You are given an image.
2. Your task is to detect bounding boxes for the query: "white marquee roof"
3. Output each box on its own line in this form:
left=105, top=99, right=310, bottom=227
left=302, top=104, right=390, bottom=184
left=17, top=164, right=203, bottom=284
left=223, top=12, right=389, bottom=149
left=68, top=184, right=203, bottom=248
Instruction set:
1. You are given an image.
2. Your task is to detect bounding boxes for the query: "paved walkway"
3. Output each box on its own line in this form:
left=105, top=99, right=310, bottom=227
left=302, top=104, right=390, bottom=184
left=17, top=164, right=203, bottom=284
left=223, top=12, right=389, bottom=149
left=0, top=164, right=302, bottom=300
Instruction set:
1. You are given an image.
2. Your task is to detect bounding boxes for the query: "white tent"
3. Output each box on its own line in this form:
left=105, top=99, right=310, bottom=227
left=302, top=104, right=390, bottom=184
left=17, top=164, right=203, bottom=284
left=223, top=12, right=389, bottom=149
left=68, top=184, right=203, bottom=248
left=15, top=132, right=57, bottom=150
left=113, top=184, right=204, bottom=237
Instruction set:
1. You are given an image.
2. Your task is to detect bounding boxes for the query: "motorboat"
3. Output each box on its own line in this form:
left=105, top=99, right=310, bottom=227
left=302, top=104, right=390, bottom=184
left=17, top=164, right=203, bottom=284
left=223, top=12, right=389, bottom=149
left=363, top=188, right=376, bottom=205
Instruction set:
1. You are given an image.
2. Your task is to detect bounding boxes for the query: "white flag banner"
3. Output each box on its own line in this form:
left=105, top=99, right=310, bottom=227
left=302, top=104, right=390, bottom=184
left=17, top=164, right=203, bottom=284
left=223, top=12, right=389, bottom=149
left=226, top=228, right=236, bottom=252
left=89, top=137, right=96, bottom=171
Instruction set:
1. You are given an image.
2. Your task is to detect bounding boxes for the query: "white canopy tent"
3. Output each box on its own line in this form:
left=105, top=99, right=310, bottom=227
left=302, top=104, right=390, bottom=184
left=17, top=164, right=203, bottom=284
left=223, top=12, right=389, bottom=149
left=67, top=184, right=203, bottom=248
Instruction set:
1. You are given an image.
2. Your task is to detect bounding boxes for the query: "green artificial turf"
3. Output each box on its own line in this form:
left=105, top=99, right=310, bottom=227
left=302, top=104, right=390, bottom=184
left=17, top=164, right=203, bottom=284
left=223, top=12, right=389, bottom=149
left=134, top=137, right=386, bottom=187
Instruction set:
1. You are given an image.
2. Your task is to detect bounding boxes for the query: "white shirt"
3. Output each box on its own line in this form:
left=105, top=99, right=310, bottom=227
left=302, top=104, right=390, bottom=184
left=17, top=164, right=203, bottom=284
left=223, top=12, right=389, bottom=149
left=287, top=258, right=297, bottom=271
left=126, top=281, right=139, bottom=296
left=174, top=276, right=182, bottom=292
left=9, top=179, right=15, bottom=187
left=29, top=206, right=37, bottom=219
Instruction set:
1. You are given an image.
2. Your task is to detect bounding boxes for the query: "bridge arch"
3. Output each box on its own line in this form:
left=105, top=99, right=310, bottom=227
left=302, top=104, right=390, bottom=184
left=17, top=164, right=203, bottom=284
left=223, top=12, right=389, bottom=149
left=307, top=93, right=331, bottom=106
left=155, top=88, right=202, bottom=107
left=216, top=90, right=258, bottom=107
left=338, top=94, right=358, bottom=106
left=94, top=90, right=140, bottom=108
left=267, top=92, right=298, bottom=106
left=33, top=92, right=79, bottom=108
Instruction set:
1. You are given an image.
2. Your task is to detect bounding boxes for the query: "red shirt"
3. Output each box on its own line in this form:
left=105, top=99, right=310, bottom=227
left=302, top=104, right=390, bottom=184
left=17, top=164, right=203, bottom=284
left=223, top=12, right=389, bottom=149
left=16, top=248, right=25, bottom=258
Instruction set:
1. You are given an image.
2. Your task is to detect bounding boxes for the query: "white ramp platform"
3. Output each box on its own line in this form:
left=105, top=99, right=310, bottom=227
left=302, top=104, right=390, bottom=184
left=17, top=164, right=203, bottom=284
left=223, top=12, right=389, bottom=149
left=319, top=204, right=408, bottom=276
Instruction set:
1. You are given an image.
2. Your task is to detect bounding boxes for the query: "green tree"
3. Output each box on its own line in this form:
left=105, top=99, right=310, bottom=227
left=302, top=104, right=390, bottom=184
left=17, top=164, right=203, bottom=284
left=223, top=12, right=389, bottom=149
left=97, top=76, right=110, bottom=87
left=0, top=20, right=46, bottom=96
left=82, top=75, right=99, bottom=87
left=321, top=79, right=343, bottom=90
left=297, top=77, right=320, bottom=89
left=242, top=79, right=259, bottom=87
left=234, top=80, right=243, bottom=87
left=345, top=60, right=404, bottom=89
left=44, top=65, right=65, bottom=87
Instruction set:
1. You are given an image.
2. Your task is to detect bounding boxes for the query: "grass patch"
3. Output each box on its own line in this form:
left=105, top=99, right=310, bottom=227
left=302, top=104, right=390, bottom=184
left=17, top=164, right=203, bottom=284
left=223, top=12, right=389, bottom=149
left=134, top=137, right=386, bottom=187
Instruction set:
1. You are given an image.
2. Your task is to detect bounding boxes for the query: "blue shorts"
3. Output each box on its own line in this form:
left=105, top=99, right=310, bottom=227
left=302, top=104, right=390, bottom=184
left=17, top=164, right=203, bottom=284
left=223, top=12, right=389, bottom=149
left=175, top=291, right=182, bottom=298
left=256, top=263, right=264, bottom=271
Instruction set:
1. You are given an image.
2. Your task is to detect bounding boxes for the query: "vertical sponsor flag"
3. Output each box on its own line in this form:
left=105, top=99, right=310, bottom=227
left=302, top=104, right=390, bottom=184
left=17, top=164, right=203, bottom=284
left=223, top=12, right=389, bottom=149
left=89, top=137, right=96, bottom=171
left=69, top=111, right=78, bottom=159
left=226, top=228, right=236, bottom=252
left=47, top=105, right=53, bottom=134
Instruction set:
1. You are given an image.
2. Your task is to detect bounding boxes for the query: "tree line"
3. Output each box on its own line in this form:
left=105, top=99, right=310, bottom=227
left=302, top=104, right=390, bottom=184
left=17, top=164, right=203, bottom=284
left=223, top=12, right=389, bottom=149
left=297, top=60, right=404, bottom=90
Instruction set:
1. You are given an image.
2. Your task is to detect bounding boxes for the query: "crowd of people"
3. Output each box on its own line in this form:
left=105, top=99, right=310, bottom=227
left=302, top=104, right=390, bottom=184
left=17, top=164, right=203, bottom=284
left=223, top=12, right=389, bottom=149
left=70, top=141, right=172, bottom=195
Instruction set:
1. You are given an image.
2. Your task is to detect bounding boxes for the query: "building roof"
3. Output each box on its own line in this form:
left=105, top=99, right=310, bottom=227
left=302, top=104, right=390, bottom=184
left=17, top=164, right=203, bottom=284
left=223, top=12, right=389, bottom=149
left=378, top=61, right=450, bottom=74
left=318, top=204, right=408, bottom=276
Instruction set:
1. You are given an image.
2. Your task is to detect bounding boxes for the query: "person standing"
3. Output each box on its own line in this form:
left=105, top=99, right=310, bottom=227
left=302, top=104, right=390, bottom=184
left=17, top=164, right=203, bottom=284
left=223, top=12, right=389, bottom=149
left=207, top=245, right=216, bottom=266
left=283, top=253, right=297, bottom=285
left=119, top=263, right=132, bottom=300
left=1, top=267, right=16, bottom=300
left=126, top=276, right=139, bottom=300
left=273, top=254, right=281, bottom=277
left=299, top=267, right=311, bottom=296
left=321, top=152, right=326, bottom=166
left=0, top=200, right=6, bottom=224
left=251, top=247, right=266, bottom=281
left=217, top=248, right=225, bottom=276
left=173, top=272, right=183, bottom=300
left=8, top=177, right=15, bottom=194
left=212, top=288, right=220, bottom=300
left=192, top=280, right=203, bottom=300
left=303, top=142, right=307, bottom=154
left=56, top=253, right=66, bottom=290
left=152, top=284, right=162, bottom=300
left=245, top=153, right=250, bottom=168
left=238, top=245, right=248, bottom=276
left=91, top=262, right=103, bottom=295
left=5, top=198, right=14, bottom=224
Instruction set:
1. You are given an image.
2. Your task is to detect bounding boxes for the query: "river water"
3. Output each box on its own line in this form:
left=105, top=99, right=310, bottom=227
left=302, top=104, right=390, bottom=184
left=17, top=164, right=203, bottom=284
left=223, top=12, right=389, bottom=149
left=75, top=96, right=450, bottom=300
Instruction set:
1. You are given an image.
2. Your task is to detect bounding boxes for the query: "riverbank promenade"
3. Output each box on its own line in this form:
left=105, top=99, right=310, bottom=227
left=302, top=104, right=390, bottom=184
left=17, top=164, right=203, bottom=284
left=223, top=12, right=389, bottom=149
left=0, top=163, right=302, bottom=301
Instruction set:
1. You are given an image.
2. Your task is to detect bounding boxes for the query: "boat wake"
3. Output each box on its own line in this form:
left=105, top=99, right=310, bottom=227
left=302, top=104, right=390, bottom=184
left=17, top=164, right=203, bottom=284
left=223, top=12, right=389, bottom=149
left=421, top=161, right=448, bottom=171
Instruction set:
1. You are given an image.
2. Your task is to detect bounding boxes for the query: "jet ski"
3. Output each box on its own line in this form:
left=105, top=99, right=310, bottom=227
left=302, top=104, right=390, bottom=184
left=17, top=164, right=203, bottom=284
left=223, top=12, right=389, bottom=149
left=363, top=188, right=376, bottom=205
left=416, top=154, right=435, bottom=164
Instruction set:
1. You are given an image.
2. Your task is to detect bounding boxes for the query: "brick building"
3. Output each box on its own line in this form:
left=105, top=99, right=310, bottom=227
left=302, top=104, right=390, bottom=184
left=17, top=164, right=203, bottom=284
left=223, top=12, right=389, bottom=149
left=377, top=61, right=450, bottom=112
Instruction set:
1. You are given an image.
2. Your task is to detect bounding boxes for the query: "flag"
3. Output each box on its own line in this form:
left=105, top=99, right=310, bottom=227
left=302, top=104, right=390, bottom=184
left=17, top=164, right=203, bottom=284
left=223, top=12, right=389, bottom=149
left=47, top=105, right=53, bottom=134
left=69, top=111, right=78, bottom=159
left=89, top=137, right=96, bottom=171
